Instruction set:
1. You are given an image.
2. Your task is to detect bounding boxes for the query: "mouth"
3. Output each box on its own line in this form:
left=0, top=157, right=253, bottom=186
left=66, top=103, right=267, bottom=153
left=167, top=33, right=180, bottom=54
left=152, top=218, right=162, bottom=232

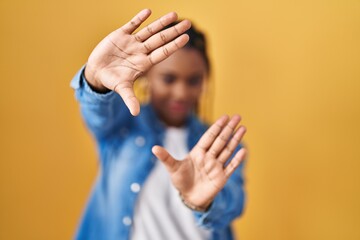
left=168, top=102, right=189, bottom=114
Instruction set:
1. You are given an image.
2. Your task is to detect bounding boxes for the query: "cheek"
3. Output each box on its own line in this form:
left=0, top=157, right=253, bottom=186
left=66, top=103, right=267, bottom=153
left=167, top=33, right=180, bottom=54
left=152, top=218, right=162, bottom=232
left=189, top=85, right=204, bottom=102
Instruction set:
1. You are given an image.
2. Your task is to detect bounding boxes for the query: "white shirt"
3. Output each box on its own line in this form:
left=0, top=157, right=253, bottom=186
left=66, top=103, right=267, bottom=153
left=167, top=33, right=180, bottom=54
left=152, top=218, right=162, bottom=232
left=130, top=127, right=211, bottom=240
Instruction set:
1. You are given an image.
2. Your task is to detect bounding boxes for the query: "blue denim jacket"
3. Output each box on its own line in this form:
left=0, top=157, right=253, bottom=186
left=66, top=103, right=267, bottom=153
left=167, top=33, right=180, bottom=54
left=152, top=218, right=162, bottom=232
left=71, top=66, right=246, bottom=240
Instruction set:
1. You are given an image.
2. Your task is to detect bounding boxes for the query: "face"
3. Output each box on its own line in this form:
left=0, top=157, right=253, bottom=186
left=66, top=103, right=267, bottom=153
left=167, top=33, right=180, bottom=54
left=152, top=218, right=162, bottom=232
left=147, top=48, right=208, bottom=127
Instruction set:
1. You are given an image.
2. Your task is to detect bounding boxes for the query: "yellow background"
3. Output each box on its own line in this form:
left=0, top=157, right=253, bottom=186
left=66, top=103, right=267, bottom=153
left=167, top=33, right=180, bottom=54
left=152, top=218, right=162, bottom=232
left=1, top=0, right=359, bottom=239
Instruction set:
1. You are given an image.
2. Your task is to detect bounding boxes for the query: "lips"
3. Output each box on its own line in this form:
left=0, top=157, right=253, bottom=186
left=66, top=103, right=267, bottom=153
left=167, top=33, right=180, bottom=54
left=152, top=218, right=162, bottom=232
left=168, top=102, right=188, bottom=114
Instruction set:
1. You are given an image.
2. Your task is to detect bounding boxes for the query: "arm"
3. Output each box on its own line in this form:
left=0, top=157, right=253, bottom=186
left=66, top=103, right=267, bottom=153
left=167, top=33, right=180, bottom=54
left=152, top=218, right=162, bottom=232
left=193, top=152, right=246, bottom=229
left=152, top=115, right=247, bottom=229
left=70, top=65, right=131, bottom=141
left=71, top=9, right=191, bottom=140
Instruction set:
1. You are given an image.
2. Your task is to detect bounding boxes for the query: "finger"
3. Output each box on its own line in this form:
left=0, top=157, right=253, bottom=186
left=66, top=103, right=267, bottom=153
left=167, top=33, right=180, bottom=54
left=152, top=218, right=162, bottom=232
left=142, top=20, right=191, bottom=53
left=218, top=126, right=246, bottom=164
left=152, top=145, right=180, bottom=173
left=224, top=148, right=247, bottom=178
left=121, top=9, right=152, bottom=34
left=196, top=115, right=229, bottom=151
left=134, top=12, right=178, bottom=42
left=113, top=81, right=140, bottom=116
left=148, top=34, right=190, bottom=65
left=208, top=115, right=241, bottom=157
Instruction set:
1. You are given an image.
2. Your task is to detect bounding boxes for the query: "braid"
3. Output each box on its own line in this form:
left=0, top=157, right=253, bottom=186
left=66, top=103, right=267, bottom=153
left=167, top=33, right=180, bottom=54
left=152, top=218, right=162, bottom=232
left=164, top=21, right=210, bottom=73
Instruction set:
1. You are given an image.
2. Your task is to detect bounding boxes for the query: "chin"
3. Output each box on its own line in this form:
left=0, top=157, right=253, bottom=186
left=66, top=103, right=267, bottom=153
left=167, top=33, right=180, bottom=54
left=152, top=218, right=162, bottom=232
left=164, top=115, right=188, bottom=127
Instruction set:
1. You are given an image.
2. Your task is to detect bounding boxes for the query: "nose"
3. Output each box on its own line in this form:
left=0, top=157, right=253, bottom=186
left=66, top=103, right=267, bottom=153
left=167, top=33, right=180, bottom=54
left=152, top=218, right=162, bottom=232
left=172, top=81, right=188, bottom=101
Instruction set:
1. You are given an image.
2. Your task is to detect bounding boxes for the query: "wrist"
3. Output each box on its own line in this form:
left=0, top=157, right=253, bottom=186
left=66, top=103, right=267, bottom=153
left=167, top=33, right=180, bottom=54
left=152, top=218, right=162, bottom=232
left=179, top=193, right=213, bottom=212
left=84, top=65, right=109, bottom=93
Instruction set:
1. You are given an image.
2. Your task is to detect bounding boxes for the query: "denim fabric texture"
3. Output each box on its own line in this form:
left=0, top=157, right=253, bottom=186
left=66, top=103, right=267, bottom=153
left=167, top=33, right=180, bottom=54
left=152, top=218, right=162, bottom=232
left=71, top=66, right=246, bottom=240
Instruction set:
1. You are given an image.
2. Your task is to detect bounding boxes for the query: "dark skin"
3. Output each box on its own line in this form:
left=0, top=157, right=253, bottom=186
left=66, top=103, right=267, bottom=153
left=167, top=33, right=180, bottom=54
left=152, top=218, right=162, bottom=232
left=84, top=9, right=247, bottom=210
left=147, top=48, right=207, bottom=127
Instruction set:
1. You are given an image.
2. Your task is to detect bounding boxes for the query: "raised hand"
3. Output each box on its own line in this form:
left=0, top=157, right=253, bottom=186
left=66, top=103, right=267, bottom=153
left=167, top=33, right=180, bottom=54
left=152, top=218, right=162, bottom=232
left=84, top=9, right=191, bottom=116
left=152, top=115, right=247, bottom=210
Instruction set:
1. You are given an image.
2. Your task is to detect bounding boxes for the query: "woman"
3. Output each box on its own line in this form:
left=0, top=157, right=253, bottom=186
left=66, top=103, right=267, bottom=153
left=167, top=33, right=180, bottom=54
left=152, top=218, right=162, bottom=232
left=71, top=9, right=247, bottom=240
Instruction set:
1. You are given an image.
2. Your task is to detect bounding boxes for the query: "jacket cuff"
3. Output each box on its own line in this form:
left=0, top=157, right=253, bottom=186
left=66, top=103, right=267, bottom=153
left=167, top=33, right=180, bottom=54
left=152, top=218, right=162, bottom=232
left=70, top=65, right=117, bottom=103
left=192, top=189, right=227, bottom=228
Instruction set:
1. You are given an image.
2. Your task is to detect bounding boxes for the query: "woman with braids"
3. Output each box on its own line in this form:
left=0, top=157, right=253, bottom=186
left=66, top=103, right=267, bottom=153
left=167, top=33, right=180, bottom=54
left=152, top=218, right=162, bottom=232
left=71, top=9, right=247, bottom=240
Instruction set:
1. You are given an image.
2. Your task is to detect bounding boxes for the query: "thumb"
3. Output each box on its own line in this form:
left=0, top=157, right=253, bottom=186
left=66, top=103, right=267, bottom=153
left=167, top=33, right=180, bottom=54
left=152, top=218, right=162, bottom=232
left=152, top=145, right=179, bottom=173
left=114, top=82, right=140, bottom=116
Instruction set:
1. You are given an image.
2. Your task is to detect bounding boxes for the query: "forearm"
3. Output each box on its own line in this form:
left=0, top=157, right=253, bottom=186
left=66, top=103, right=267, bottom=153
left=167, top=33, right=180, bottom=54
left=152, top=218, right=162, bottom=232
left=71, top=65, right=131, bottom=141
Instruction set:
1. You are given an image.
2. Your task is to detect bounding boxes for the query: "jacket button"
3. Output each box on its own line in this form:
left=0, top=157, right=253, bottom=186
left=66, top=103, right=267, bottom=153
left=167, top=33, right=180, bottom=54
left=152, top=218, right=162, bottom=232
left=130, top=183, right=141, bottom=193
left=135, top=136, right=145, bottom=147
left=122, top=216, right=132, bottom=226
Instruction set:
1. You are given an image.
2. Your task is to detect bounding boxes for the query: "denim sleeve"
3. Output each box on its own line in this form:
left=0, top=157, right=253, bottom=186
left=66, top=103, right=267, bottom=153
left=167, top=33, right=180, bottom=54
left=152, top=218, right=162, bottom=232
left=193, top=145, right=247, bottom=229
left=70, top=65, right=131, bottom=141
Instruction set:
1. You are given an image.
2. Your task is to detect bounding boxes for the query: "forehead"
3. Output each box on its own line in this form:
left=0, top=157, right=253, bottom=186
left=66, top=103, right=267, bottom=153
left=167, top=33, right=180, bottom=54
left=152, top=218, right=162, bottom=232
left=150, top=48, right=207, bottom=76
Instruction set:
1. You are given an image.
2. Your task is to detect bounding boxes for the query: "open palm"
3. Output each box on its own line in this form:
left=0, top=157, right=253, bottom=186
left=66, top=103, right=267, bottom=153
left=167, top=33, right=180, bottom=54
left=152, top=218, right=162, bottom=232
left=84, top=9, right=191, bottom=115
left=152, top=115, right=247, bottom=210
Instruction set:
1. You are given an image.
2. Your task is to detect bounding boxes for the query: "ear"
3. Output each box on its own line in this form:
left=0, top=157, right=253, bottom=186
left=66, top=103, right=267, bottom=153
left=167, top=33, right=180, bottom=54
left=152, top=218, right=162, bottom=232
left=133, top=75, right=150, bottom=103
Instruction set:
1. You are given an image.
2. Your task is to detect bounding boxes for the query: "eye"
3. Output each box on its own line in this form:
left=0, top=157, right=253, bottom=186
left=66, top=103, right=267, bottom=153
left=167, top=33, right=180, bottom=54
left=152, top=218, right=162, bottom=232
left=162, top=74, right=176, bottom=84
left=187, top=76, right=203, bottom=86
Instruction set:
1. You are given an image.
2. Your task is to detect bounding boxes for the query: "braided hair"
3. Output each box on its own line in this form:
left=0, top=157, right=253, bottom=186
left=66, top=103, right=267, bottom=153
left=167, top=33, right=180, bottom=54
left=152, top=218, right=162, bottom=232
left=165, top=21, right=210, bottom=73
